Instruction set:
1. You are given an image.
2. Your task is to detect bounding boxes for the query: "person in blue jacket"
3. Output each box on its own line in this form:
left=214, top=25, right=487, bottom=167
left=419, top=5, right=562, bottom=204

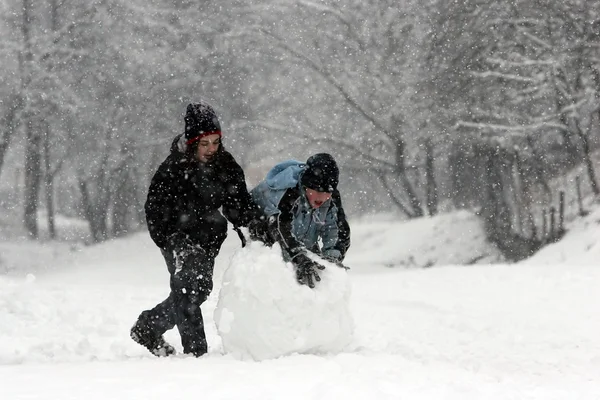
left=250, top=153, right=351, bottom=288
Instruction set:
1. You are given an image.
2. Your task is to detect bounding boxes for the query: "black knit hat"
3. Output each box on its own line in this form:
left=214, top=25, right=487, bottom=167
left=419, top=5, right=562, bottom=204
left=184, top=102, right=222, bottom=145
left=301, top=153, right=339, bottom=193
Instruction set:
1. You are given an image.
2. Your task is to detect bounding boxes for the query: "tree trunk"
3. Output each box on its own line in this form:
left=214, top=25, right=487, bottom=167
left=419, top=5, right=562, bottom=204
left=45, top=174, right=56, bottom=239
left=0, top=95, right=22, bottom=178
left=579, top=132, right=600, bottom=196
left=21, top=0, right=42, bottom=239
left=554, top=73, right=580, bottom=164
left=78, top=118, right=117, bottom=242
left=132, top=176, right=146, bottom=228
left=24, top=119, right=42, bottom=239
left=593, top=68, right=600, bottom=125
left=482, top=146, right=511, bottom=239
left=424, top=139, right=438, bottom=216
left=39, top=0, right=67, bottom=240
left=379, top=173, right=415, bottom=218
left=111, top=194, right=128, bottom=237
left=78, top=178, right=96, bottom=241
left=514, top=152, right=536, bottom=239
left=78, top=178, right=108, bottom=243
left=111, top=144, right=134, bottom=237
left=394, top=139, right=423, bottom=218
left=44, top=124, right=56, bottom=239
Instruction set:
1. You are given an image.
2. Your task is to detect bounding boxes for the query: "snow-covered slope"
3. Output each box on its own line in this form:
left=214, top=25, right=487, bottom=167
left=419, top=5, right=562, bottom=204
left=523, top=204, right=600, bottom=265
left=1, top=210, right=599, bottom=399
left=348, top=210, right=503, bottom=268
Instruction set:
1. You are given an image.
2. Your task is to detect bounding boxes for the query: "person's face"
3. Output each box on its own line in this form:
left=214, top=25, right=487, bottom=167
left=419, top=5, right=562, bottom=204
left=305, top=187, right=332, bottom=209
left=195, top=134, right=221, bottom=163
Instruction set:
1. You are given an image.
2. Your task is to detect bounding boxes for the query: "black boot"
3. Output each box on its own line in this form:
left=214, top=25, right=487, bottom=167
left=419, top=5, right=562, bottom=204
left=179, top=324, right=208, bottom=357
left=130, top=323, right=176, bottom=357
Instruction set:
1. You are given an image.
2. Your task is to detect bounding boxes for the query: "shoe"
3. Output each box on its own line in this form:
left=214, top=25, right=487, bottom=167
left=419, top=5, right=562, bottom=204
left=130, top=324, right=176, bottom=357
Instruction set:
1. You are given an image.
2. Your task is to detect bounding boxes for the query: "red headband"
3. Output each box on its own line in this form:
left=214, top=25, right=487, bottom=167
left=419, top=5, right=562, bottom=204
left=186, top=131, right=222, bottom=146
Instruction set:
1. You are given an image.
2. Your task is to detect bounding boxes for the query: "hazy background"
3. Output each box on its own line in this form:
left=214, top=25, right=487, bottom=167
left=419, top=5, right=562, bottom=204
left=2, top=0, right=600, bottom=261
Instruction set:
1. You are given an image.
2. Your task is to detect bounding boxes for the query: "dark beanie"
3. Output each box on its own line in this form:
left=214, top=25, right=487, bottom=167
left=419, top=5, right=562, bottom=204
left=301, top=153, right=339, bottom=193
left=184, top=102, right=222, bottom=145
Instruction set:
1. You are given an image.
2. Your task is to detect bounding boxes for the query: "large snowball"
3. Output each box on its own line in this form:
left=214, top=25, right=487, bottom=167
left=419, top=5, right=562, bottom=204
left=214, top=242, right=354, bottom=361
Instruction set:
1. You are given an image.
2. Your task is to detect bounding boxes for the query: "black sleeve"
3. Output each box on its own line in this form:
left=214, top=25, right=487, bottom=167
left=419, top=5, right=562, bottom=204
left=145, top=159, right=178, bottom=249
left=267, top=187, right=306, bottom=259
left=332, top=189, right=351, bottom=260
left=218, top=151, right=261, bottom=227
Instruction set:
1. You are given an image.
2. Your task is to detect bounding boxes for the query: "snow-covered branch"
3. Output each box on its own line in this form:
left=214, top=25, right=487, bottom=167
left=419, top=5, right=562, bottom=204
left=312, top=136, right=398, bottom=171
left=471, top=70, right=541, bottom=83
left=252, top=26, right=393, bottom=142
left=454, top=120, right=569, bottom=133
left=516, top=29, right=553, bottom=50
left=229, top=120, right=289, bottom=133
left=294, top=0, right=367, bottom=51
left=485, top=57, right=555, bottom=68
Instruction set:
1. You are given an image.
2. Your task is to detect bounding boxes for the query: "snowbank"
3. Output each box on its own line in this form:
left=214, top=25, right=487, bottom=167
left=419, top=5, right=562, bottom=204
left=348, top=210, right=502, bottom=269
left=522, top=205, right=600, bottom=265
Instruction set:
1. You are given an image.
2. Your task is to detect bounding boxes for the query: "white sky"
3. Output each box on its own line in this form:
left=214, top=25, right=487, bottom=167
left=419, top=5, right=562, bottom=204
left=1, top=207, right=599, bottom=399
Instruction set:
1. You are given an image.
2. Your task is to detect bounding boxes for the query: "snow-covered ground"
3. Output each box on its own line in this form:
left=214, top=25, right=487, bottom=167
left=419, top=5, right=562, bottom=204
left=1, top=209, right=600, bottom=399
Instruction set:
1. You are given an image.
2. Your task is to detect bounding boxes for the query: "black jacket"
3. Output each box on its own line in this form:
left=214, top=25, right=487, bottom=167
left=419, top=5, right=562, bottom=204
left=145, top=135, right=259, bottom=253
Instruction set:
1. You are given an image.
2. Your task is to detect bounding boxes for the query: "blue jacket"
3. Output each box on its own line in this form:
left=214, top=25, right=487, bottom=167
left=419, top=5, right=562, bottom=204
left=251, top=160, right=342, bottom=261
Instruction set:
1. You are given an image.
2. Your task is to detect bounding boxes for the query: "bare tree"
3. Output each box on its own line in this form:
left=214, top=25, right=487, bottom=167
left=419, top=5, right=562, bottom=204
left=20, top=0, right=42, bottom=238
left=231, top=0, right=432, bottom=217
left=0, top=94, right=22, bottom=178
left=429, top=0, right=600, bottom=206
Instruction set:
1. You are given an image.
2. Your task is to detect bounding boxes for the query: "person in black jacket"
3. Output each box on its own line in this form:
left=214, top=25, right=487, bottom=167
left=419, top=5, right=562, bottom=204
left=130, top=101, right=260, bottom=357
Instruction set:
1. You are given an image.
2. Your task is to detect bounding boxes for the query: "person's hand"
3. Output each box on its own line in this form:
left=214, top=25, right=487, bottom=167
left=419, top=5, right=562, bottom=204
left=248, top=217, right=272, bottom=245
left=292, top=253, right=325, bottom=289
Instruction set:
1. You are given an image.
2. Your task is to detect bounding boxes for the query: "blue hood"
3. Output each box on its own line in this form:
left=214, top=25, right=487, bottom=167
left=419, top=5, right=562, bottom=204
left=265, top=160, right=307, bottom=190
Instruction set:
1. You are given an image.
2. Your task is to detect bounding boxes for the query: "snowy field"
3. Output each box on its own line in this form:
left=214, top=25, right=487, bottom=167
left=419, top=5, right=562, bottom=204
left=1, top=209, right=600, bottom=399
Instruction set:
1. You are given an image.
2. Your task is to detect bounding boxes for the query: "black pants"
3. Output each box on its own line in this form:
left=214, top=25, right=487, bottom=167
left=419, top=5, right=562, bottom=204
left=135, top=246, right=217, bottom=356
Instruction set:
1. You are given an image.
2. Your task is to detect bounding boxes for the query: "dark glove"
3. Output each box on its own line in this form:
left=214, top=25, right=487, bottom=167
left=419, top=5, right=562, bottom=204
left=292, top=253, right=325, bottom=289
left=248, top=217, right=273, bottom=245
